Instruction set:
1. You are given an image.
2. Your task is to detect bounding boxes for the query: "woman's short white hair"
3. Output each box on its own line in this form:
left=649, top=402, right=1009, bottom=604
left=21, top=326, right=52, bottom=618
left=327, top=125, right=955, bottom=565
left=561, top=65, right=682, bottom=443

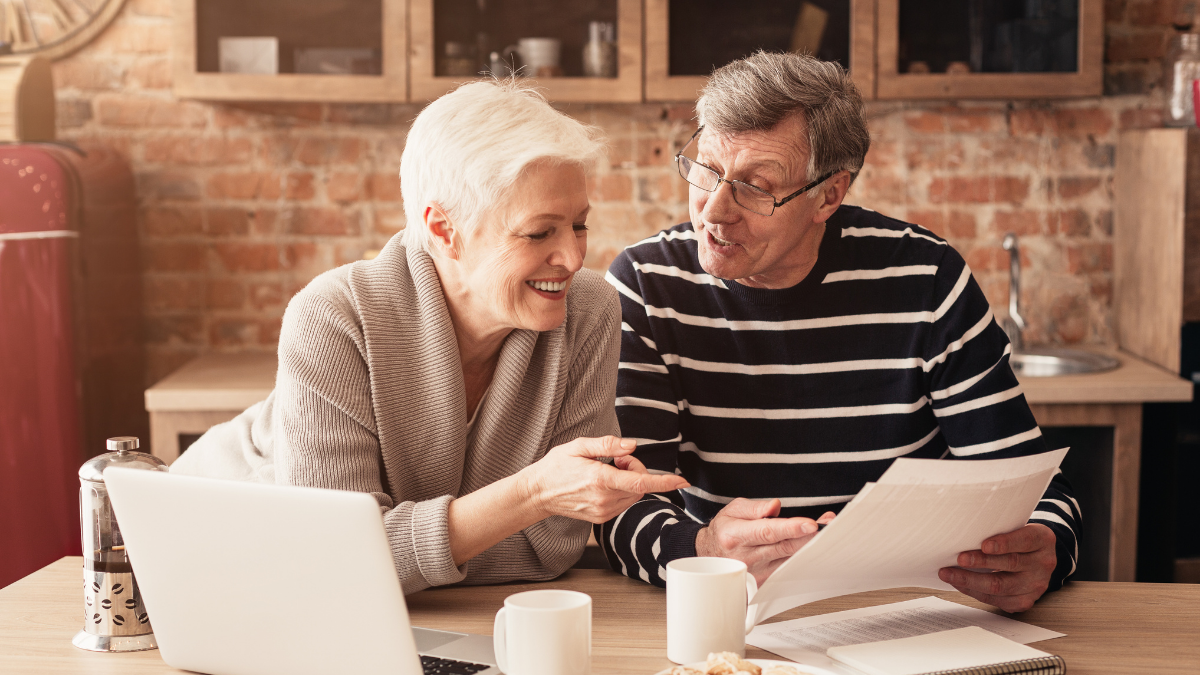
left=400, top=80, right=605, bottom=251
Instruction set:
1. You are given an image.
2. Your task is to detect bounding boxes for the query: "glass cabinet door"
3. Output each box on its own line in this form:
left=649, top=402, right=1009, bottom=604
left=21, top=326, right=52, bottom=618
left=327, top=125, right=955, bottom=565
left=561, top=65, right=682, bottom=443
left=409, top=0, right=643, bottom=102
left=645, top=0, right=875, bottom=102
left=876, top=0, right=1102, bottom=99
left=174, top=0, right=407, bottom=102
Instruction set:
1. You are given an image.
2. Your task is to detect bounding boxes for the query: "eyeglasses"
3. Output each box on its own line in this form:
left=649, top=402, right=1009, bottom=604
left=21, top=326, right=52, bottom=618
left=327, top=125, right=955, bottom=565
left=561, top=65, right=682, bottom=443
left=675, top=126, right=835, bottom=217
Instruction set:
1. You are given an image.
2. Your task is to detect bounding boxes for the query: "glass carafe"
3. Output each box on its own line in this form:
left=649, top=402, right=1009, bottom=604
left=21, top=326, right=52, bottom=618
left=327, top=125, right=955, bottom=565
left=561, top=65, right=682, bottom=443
left=1165, top=33, right=1200, bottom=127
left=72, top=437, right=168, bottom=652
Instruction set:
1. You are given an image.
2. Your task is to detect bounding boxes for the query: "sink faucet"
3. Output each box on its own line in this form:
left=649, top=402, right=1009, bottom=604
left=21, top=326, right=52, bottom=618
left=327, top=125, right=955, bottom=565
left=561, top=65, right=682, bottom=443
left=1000, top=233, right=1026, bottom=351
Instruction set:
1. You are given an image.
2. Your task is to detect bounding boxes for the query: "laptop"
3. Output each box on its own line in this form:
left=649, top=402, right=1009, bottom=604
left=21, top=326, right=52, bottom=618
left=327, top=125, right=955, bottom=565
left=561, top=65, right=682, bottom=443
left=104, top=468, right=501, bottom=675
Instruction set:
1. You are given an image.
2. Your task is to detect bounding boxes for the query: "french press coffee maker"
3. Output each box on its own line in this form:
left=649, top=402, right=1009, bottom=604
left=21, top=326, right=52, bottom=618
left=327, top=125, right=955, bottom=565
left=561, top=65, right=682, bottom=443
left=72, top=436, right=168, bottom=652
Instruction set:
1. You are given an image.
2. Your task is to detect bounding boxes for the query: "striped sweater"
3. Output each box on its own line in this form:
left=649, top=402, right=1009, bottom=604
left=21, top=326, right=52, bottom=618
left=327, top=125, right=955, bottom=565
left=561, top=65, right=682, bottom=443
left=595, top=205, right=1081, bottom=592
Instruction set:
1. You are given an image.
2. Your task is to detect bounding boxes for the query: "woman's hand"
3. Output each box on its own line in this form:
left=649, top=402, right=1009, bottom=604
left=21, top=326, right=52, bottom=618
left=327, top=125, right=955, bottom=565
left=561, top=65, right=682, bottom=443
left=519, top=436, right=690, bottom=524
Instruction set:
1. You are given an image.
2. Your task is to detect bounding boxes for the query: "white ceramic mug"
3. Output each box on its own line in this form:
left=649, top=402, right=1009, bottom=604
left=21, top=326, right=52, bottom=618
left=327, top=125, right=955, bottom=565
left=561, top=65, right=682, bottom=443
left=666, top=557, right=757, bottom=664
left=517, top=37, right=561, bottom=70
left=493, top=589, right=591, bottom=675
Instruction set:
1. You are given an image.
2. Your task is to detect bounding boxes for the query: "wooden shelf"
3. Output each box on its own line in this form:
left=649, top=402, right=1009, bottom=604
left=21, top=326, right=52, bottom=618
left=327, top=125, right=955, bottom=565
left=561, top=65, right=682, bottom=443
left=173, top=0, right=407, bottom=103
left=408, top=0, right=643, bottom=103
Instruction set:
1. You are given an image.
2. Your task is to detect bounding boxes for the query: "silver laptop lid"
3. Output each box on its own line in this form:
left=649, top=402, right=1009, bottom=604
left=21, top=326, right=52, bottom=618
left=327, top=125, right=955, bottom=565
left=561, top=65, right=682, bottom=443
left=104, top=468, right=423, bottom=675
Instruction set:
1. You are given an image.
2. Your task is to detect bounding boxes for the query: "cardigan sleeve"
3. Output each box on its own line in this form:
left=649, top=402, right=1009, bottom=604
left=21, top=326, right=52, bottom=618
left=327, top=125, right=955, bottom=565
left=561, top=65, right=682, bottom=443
left=271, top=284, right=468, bottom=594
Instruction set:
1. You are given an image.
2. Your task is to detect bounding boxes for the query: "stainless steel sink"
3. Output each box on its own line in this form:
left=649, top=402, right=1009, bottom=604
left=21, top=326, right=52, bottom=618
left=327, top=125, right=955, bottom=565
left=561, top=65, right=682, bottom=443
left=1010, top=348, right=1120, bottom=377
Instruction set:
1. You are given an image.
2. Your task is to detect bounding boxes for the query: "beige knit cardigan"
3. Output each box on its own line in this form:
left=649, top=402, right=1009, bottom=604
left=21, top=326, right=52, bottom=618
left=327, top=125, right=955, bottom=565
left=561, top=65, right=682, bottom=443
left=171, top=239, right=621, bottom=593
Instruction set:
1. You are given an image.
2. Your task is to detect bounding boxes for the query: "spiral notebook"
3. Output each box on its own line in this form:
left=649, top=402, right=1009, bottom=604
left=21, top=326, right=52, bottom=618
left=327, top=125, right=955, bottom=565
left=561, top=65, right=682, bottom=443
left=826, top=626, right=1066, bottom=675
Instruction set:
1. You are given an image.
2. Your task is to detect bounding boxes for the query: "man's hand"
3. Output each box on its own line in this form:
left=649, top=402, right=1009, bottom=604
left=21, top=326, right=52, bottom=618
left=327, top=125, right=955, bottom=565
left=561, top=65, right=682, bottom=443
left=938, top=523, right=1057, bottom=613
left=695, top=498, right=835, bottom=585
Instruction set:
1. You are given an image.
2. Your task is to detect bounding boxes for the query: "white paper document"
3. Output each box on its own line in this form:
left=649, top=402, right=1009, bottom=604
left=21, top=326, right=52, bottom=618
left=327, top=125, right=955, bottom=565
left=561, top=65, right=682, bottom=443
left=746, top=448, right=1068, bottom=626
left=747, top=596, right=1064, bottom=671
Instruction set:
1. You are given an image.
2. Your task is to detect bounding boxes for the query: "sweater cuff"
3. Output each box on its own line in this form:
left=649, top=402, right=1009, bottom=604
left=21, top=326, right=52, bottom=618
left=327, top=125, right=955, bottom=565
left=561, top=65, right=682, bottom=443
left=658, top=520, right=703, bottom=565
left=410, top=495, right=468, bottom=588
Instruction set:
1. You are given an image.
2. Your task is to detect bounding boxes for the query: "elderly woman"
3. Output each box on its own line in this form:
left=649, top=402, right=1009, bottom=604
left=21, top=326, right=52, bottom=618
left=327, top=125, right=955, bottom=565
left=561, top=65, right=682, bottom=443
left=172, top=81, right=688, bottom=592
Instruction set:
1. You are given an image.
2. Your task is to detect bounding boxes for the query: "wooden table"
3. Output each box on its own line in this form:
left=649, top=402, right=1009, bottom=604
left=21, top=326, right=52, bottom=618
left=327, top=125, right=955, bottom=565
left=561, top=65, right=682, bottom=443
left=145, top=349, right=1192, bottom=581
left=2, top=558, right=1197, bottom=675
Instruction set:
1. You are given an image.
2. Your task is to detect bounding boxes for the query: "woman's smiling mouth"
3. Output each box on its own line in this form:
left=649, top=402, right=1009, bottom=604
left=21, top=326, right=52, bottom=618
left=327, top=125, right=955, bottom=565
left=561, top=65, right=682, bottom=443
left=525, top=278, right=569, bottom=297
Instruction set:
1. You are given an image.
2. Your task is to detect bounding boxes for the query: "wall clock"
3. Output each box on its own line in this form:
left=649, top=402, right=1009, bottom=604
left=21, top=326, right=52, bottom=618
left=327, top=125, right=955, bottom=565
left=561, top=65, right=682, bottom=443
left=0, top=0, right=126, bottom=60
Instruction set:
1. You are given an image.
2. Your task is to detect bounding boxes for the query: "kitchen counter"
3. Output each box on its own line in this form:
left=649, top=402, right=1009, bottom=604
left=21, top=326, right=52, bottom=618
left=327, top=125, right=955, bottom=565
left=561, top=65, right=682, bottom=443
left=145, top=347, right=1192, bottom=582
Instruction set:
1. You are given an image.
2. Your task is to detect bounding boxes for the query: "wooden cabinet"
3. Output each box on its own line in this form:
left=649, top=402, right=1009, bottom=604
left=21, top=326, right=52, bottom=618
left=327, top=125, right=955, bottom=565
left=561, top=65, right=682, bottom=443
left=173, top=0, right=407, bottom=102
left=171, top=0, right=1106, bottom=104
left=1114, top=129, right=1200, bottom=375
left=408, top=0, right=643, bottom=103
left=644, top=0, right=876, bottom=102
left=874, top=0, right=1103, bottom=100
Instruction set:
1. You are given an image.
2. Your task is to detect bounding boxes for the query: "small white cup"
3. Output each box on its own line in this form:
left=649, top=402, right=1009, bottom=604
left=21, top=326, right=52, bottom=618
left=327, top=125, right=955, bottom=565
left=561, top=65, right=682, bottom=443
left=666, top=557, right=757, bottom=664
left=493, top=589, right=591, bottom=675
left=517, top=37, right=561, bottom=69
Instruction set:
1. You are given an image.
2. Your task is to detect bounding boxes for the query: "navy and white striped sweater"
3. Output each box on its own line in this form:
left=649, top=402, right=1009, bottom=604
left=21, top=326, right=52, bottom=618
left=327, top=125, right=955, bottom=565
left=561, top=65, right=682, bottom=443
left=594, top=205, right=1081, bottom=591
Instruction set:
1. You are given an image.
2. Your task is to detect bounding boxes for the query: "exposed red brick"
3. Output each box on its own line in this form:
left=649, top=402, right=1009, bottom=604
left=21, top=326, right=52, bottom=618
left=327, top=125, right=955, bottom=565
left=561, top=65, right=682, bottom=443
left=1106, top=28, right=1172, bottom=61
left=52, top=59, right=124, bottom=91
left=1119, top=107, right=1165, bottom=129
left=248, top=282, right=285, bottom=310
left=214, top=243, right=282, bottom=272
left=143, top=207, right=203, bottom=237
left=286, top=172, right=316, bottom=200
left=145, top=316, right=204, bottom=346
left=143, top=136, right=253, bottom=165
left=1106, top=0, right=1128, bottom=22
left=1067, top=242, right=1114, bottom=272
left=373, top=207, right=406, bottom=235
left=928, top=176, right=1029, bottom=204
left=1127, top=0, right=1176, bottom=25
left=1049, top=209, right=1092, bottom=236
left=143, top=242, right=208, bottom=272
left=965, top=246, right=1008, bottom=272
left=367, top=173, right=402, bottom=202
left=96, top=97, right=207, bottom=128
left=143, top=278, right=205, bottom=311
left=993, top=210, right=1044, bottom=237
left=326, top=173, right=363, bottom=202
left=1010, top=108, right=1113, bottom=137
left=591, top=173, right=633, bottom=202
left=284, top=207, right=360, bottom=236
left=637, top=138, right=672, bottom=166
left=128, top=0, right=172, bottom=17
left=91, top=23, right=171, bottom=54
left=665, top=104, right=696, bottom=121
left=210, top=319, right=258, bottom=347
left=294, top=137, right=365, bottom=165
left=1057, top=176, right=1102, bottom=200
left=127, top=57, right=172, bottom=89
left=206, top=279, right=245, bottom=310
left=904, top=112, right=945, bottom=133
left=258, top=317, right=283, bottom=345
left=207, top=171, right=283, bottom=200
left=206, top=208, right=250, bottom=236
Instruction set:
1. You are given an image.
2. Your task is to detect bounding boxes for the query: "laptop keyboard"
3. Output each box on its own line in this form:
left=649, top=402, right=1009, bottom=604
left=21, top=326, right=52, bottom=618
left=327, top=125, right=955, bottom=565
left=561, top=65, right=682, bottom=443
left=420, top=655, right=492, bottom=675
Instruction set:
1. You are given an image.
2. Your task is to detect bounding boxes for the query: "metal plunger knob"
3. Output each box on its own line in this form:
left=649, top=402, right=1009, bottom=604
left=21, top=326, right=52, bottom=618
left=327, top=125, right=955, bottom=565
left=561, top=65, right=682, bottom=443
left=106, top=437, right=139, bottom=452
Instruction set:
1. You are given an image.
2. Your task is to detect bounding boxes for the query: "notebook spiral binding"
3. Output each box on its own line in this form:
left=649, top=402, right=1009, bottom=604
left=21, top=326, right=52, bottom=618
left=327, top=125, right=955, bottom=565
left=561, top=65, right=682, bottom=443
left=924, top=655, right=1066, bottom=675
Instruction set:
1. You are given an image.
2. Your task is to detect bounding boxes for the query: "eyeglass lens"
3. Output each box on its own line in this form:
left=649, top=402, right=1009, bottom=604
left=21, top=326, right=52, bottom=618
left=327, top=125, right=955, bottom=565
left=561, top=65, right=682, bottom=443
left=676, top=155, right=776, bottom=216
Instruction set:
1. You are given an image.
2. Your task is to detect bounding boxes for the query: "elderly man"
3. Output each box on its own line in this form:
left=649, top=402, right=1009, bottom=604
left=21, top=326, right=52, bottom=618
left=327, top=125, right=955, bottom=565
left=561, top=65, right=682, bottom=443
left=596, top=52, right=1080, bottom=613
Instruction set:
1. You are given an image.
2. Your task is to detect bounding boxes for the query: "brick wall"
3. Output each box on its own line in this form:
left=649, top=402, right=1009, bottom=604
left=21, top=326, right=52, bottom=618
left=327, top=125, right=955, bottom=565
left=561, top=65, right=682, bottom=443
left=51, top=0, right=1176, bottom=383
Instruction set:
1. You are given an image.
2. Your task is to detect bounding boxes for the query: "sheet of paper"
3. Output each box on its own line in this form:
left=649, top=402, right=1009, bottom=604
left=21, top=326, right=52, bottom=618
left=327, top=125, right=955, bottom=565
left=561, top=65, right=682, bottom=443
left=746, top=449, right=1069, bottom=626
left=747, top=596, right=1064, bottom=671
left=826, top=626, right=1051, bottom=675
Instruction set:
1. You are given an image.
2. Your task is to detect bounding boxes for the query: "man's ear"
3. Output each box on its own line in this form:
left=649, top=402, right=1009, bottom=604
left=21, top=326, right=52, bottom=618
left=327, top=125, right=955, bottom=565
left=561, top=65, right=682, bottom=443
left=815, top=171, right=852, bottom=223
left=424, top=204, right=460, bottom=260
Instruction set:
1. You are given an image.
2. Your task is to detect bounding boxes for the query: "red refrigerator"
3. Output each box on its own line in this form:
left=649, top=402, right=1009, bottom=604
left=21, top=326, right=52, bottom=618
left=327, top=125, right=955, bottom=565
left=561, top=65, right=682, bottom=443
left=0, top=143, right=147, bottom=588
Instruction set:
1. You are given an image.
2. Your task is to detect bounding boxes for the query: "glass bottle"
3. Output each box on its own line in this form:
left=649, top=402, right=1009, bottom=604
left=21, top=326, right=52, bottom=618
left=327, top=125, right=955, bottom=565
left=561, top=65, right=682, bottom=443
left=1165, top=33, right=1200, bottom=127
left=72, top=437, right=168, bottom=652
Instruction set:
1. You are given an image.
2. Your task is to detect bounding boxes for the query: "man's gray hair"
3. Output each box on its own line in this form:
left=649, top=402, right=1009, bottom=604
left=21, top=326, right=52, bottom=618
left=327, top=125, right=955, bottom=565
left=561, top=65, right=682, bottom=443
left=696, top=51, right=870, bottom=186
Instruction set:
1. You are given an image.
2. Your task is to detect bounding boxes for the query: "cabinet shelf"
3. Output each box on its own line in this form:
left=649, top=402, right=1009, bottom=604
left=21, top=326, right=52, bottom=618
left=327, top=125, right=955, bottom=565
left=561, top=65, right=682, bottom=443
left=408, top=0, right=642, bottom=103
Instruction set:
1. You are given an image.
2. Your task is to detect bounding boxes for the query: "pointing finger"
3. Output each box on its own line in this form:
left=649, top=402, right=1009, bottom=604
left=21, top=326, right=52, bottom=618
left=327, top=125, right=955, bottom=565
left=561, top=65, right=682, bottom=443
left=570, top=436, right=636, bottom=459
